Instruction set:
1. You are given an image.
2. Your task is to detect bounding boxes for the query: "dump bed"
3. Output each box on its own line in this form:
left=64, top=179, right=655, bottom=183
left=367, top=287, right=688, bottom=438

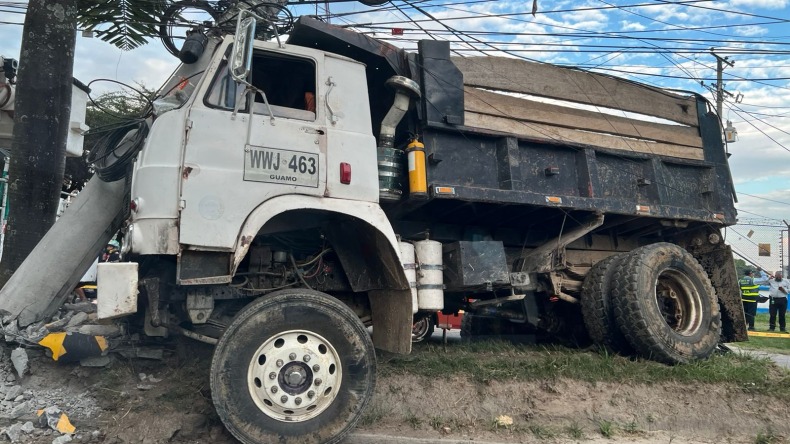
left=288, top=18, right=737, bottom=230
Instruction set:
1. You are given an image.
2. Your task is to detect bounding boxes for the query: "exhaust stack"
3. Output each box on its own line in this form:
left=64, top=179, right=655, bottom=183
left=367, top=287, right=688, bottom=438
left=377, top=76, right=420, bottom=202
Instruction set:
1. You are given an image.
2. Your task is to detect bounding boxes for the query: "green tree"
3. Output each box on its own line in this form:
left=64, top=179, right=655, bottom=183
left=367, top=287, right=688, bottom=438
left=65, top=86, right=155, bottom=191
left=733, top=259, right=756, bottom=279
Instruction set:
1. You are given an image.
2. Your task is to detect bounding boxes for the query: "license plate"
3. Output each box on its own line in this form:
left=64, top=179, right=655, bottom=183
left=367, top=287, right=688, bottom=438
left=244, top=147, right=319, bottom=188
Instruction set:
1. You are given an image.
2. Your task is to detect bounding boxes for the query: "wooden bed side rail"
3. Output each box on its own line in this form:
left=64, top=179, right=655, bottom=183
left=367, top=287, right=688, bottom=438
left=452, top=56, right=700, bottom=128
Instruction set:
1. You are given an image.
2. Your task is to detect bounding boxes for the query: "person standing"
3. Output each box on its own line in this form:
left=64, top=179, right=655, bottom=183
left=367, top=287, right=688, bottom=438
left=767, top=271, right=789, bottom=332
left=738, top=270, right=760, bottom=331
left=101, top=240, right=121, bottom=263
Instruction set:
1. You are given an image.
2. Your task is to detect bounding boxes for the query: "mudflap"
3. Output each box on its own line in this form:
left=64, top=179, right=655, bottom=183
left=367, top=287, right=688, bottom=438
left=368, top=289, right=413, bottom=354
left=693, top=243, right=748, bottom=343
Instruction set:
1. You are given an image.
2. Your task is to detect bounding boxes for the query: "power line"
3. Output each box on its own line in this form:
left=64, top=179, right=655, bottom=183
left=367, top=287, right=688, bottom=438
left=738, top=192, right=790, bottom=207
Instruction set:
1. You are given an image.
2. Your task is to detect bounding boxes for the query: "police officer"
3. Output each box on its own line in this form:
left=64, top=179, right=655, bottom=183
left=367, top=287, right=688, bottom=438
left=739, top=270, right=760, bottom=331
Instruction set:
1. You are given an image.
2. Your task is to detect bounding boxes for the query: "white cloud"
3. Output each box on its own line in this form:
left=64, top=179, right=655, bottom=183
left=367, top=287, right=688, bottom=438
left=620, top=21, right=646, bottom=31
left=729, top=0, right=789, bottom=8
left=734, top=25, right=770, bottom=36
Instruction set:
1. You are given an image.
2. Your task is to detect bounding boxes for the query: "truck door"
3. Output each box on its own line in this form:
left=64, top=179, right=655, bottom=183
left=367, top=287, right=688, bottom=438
left=179, top=46, right=327, bottom=250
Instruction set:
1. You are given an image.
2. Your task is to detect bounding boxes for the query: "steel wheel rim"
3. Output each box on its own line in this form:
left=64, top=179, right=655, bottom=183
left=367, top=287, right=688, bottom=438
left=247, top=330, right=342, bottom=422
left=653, top=268, right=704, bottom=336
left=412, top=317, right=430, bottom=340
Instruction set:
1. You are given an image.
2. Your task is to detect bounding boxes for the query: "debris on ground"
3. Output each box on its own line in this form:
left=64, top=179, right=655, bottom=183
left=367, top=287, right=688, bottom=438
left=10, top=348, right=28, bottom=377
left=1, top=421, right=34, bottom=443
left=79, top=355, right=111, bottom=368
left=61, top=303, right=96, bottom=314
left=37, top=406, right=76, bottom=434
left=51, top=434, right=72, bottom=444
left=38, top=332, right=108, bottom=363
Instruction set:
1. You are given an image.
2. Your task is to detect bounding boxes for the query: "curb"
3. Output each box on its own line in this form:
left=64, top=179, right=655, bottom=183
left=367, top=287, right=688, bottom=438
left=346, top=433, right=514, bottom=444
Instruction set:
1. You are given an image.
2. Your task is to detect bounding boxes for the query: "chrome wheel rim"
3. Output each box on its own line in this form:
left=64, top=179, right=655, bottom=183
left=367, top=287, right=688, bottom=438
left=412, top=317, right=431, bottom=340
left=247, top=330, right=341, bottom=422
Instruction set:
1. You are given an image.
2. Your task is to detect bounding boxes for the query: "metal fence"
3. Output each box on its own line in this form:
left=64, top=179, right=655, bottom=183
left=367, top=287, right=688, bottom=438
left=727, top=219, right=787, bottom=275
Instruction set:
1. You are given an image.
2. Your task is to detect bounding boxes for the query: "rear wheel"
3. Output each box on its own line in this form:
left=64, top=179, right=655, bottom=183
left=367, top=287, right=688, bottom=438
left=460, top=312, right=489, bottom=341
left=210, top=289, right=375, bottom=444
left=460, top=312, right=523, bottom=341
left=580, top=253, right=632, bottom=353
left=611, top=243, right=721, bottom=364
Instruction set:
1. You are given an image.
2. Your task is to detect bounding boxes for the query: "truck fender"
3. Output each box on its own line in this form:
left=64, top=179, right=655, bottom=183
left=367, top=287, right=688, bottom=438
left=233, top=196, right=413, bottom=354
left=232, top=195, right=409, bottom=291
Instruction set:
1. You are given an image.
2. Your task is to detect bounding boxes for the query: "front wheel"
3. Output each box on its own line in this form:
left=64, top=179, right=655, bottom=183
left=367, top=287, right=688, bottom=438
left=611, top=243, right=721, bottom=364
left=210, top=289, right=376, bottom=444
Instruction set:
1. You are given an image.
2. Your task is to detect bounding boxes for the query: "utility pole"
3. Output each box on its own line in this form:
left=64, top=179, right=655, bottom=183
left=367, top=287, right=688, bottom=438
left=711, top=51, right=734, bottom=118
left=784, top=220, right=790, bottom=276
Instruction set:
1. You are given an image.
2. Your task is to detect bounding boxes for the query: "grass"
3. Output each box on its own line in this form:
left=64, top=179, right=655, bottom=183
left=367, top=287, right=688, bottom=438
left=597, top=420, right=615, bottom=438
left=404, top=411, right=423, bottom=429
left=380, top=340, right=790, bottom=401
left=565, top=422, right=584, bottom=439
left=529, top=424, right=556, bottom=440
left=359, top=401, right=391, bottom=426
left=737, top=314, right=790, bottom=355
left=755, top=428, right=780, bottom=444
left=622, top=420, right=641, bottom=435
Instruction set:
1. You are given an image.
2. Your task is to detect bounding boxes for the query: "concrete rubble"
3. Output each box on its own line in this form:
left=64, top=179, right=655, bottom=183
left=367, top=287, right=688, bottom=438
left=0, top=343, right=104, bottom=443
left=0, top=295, right=169, bottom=443
left=9, top=348, right=28, bottom=377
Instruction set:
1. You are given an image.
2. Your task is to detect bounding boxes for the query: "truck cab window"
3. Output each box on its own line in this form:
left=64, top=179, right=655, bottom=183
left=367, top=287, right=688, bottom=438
left=205, top=50, right=316, bottom=121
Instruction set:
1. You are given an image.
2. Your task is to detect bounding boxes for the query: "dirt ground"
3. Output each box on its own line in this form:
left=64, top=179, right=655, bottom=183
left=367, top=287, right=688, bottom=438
left=1, top=339, right=788, bottom=444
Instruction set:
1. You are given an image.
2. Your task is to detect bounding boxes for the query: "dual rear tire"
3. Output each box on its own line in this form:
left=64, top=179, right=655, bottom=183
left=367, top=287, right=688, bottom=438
left=581, top=243, right=721, bottom=364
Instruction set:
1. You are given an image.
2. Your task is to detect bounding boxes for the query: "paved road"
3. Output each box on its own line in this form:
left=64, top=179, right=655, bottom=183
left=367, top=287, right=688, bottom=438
left=346, top=434, right=515, bottom=444
left=726, top=344, right=790, bottom=369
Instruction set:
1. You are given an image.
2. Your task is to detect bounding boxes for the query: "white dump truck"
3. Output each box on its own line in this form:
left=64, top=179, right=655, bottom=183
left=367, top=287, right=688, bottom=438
left=0, top=10, right=746, bottom=444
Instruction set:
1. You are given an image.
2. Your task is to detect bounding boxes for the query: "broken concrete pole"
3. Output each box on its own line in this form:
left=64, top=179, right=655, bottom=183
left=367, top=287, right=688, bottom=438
left=0, top=176, right=127, bottom=327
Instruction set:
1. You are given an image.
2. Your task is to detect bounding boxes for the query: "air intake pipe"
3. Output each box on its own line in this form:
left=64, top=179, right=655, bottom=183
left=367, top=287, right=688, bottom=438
left=377, top=76, right=420, bottom=202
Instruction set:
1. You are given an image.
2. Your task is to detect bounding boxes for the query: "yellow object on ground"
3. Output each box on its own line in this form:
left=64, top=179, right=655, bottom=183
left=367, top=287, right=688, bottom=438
left=38, top=332, right=108, bottom=362
left=36, top=409, right=76, bottom=434
left=747, top=331, right=790, bottom=338
left=56, top=413, right=76, bottom=434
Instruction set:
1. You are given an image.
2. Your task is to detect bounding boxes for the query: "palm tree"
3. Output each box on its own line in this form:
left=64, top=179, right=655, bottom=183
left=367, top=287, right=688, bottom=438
left=78, top=0, right=165, bottom=51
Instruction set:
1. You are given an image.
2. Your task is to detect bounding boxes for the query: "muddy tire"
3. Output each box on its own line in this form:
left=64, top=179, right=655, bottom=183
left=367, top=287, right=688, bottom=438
left=460, top=312, right=488, bottom=341
left=580, top=253, right=632, bottom=353
left=460, top=312, right=521, bottom=341
left=412, top=314, right=435, bottom=343
left=210, top=289, right=375, bottom=444
left=611, top=243, right=721, bottom=364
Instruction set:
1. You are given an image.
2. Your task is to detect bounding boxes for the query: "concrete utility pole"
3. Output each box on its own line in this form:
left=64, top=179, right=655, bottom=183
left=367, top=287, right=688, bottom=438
left=0, top=0, right=78, bottom=288
left=711, top=51, right=734, bottom=118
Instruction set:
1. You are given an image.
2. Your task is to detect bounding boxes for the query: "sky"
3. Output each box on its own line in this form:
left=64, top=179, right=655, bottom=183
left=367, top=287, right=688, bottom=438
left=1, top=0, right=790, bottom=269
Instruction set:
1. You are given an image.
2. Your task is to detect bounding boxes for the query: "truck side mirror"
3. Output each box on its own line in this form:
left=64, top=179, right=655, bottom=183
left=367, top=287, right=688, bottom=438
left=230, top=13, right=257, bottom=83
